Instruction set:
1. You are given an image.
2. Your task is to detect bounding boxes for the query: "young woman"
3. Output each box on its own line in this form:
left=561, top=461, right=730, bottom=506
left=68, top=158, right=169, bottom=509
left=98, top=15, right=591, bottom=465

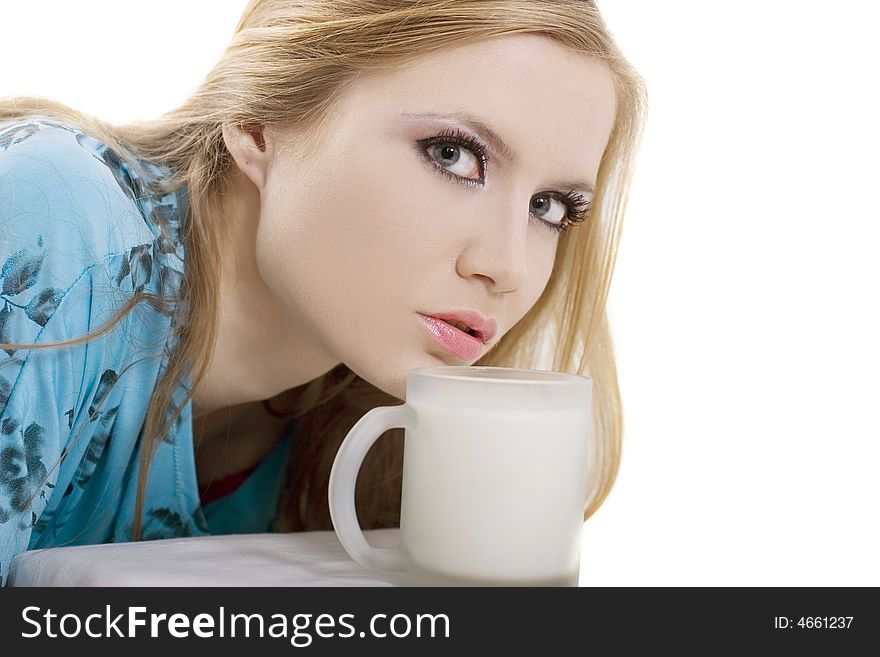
left=0, top=0, right=647, bottom=586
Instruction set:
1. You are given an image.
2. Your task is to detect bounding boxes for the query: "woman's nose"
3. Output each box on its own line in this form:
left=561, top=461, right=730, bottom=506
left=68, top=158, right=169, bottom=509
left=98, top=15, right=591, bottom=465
left=455, top=203, right=529, bottom=293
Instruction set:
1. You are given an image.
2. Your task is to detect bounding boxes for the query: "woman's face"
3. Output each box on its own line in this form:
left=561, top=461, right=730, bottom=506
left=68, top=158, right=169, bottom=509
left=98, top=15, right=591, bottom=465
left=253, top=34, right=616, bottom=400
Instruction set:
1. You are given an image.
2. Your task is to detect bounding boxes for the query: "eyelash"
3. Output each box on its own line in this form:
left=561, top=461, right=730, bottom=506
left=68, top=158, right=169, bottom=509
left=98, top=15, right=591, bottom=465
left=416, top=128, right=593, bottom=234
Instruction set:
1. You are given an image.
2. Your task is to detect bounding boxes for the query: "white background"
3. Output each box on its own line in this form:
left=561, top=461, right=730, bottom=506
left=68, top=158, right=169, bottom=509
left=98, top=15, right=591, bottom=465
left=2, top=1, right=877, bottom=586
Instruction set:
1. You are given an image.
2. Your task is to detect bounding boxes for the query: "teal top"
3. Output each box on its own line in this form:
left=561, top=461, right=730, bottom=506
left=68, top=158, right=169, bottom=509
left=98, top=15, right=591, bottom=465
left=0, top=118, right=296, bottom=587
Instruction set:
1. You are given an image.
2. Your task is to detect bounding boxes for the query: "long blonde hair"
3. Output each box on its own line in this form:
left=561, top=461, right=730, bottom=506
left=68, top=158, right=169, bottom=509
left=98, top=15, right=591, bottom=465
left=0, top=0, right=647, bottom=540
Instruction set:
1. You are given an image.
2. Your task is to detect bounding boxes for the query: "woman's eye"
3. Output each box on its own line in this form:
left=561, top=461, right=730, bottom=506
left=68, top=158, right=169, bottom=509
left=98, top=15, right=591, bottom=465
left=427, top=142, right=482, bottom=180
left=530, top=194, right=566, bottom=226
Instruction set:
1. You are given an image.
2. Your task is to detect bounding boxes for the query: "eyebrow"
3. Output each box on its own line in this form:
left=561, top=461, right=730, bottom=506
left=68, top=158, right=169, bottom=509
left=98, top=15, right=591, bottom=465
left=399, top=111, right=596, bottom=196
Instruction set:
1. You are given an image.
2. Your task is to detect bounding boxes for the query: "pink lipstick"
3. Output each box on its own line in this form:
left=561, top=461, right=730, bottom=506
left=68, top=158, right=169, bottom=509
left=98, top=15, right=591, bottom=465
left=416, top=312, right=496, bottom=360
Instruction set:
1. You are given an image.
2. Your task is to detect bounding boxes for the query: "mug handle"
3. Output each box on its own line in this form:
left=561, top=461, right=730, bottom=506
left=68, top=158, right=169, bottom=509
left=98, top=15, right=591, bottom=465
left=328, top=403, right=415, bottom=572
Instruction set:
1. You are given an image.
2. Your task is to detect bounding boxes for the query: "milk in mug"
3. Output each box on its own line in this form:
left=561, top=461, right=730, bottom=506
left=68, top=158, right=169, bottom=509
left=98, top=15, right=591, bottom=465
left=398, top=402, right=590, bottom=586
left=328, top=365, right=593, bottom=586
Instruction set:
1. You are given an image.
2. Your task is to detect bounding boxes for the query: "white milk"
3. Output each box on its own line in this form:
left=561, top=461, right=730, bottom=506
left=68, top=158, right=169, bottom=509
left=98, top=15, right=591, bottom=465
left=398, top=402, right=590, bottom=586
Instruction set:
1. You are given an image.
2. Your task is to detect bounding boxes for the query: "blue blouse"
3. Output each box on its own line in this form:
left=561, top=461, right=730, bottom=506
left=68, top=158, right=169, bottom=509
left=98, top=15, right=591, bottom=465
left=0, top=118, right=296, bottom=587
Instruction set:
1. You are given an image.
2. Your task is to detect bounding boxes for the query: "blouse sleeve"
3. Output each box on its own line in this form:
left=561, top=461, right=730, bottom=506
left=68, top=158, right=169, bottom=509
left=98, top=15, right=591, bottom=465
left=0, top=119, right=157, bottom=586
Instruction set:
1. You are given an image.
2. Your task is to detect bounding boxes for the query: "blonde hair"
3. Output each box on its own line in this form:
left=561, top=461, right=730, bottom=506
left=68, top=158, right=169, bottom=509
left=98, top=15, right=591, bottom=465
left=0, top=0, right=647, bottom=540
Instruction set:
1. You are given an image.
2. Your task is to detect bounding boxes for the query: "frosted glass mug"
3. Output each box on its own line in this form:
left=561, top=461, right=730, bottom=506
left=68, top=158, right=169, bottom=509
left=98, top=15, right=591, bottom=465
left=328, top=365, right=592, bottom=586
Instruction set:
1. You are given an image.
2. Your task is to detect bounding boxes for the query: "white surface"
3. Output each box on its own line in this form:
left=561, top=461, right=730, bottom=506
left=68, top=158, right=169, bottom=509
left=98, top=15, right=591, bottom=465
left=8, top=529, right=413, bottom=587
left=2, top=1, right=878, bottom=585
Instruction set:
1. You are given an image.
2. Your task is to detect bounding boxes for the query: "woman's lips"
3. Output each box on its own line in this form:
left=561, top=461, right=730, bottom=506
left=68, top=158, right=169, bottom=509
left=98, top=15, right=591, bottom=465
left=416, top=313, right=484, bottom=360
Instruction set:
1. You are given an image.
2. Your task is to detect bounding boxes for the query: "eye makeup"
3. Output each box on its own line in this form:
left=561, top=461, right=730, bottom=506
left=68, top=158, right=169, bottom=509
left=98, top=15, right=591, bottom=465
left=532, top=190, right=593, bottom=234
left=414, top=128, right=593, bottom=235
left=417, top=128, right=489, bottom=187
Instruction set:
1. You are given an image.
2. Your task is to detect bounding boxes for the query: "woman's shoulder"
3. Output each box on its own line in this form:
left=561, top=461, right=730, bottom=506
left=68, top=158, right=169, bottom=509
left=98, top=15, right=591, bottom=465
left=0, top=117, right=139, bottom=192
left=0, top=117, right=159, bottom=260
left=0, top=117, right=187, bottom=256
left=0, top=116, right=187, bottom=299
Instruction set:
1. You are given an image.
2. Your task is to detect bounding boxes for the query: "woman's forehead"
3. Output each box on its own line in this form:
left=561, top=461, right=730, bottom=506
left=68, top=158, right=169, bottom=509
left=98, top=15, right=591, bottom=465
left=329, top=34, right=616, bottom=180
